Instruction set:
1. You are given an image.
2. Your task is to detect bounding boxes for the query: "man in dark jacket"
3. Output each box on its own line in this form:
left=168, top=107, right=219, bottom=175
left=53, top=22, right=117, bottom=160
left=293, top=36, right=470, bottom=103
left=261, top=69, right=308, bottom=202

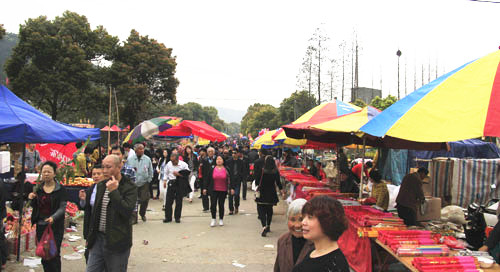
left=201, top=147, right=217, bottom=212
left=86, top=155, right=137, bottom=272
left=396, top=167, right=428, bottom=226
left=227, top=150, right=244, bottom=214
left=240, top=149, right=250, bottom=200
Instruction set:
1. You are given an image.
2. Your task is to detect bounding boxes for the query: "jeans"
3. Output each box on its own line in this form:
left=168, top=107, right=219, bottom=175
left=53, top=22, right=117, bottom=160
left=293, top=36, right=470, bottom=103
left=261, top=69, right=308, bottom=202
left=397, top=204, right=417, bottom=226
left=87, top=232, right=131, bottom=272
left=241, top=179, right=247, bottom=199
left=165, top=181, right=183, bottom=221
left=228, top=181, right=241, bottom=211
left=210, top=191, right=227, bottom=219
left=257, top=204, right=274, bottom=227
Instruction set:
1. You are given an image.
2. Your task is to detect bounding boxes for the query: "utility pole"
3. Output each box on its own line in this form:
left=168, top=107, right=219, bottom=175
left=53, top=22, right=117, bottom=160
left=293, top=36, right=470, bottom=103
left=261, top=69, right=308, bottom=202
left=397, top=49, right=402, bottom=100
left=342, top=42, right=345, bottom=101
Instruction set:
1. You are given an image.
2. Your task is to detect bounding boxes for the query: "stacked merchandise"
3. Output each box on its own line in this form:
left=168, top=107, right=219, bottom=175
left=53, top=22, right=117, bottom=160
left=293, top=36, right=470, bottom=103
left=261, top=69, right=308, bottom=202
left=4, top=209, right=36, bottom=255
left=412, top=256, right=481, bottom=272
left=344, top=206, right=405, bottom=227
left=378, top=230, right=450, bottom=257
left=357, top=226, right=406, bottom=238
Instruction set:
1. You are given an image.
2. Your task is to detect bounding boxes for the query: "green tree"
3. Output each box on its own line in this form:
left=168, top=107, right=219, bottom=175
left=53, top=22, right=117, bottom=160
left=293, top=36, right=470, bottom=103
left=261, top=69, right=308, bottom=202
left=110, top=29, right=179, bottom=127
left=0, top=24, right=5, bottom=39
left=279, top=90, right=317, bottom=125
left=224, top=122, right=240, bottom=136
left=241, top=103, right=279, bottom=137
left=352, top=98, right=366, bottom=108
left=5, top=11, right=118, bottom=120
left=369, top=95, right=397, bottom=111
left=0, top=32, right=18, bottom=84
left=160, top=102, right=226, bottom=132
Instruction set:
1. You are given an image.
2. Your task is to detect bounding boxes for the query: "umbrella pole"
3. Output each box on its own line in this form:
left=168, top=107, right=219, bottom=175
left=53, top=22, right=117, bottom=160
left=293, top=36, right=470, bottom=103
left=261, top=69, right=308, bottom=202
left=114, top=87, right=120, bottom=143
left=359, top=136, right=366, bottom=200
left=16, top=144, right=26, bottom=262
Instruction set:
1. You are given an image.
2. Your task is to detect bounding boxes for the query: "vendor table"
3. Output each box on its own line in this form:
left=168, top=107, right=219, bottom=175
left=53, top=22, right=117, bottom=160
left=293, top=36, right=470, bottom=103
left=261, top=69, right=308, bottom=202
left=64, top=185, right=90, bottom=204
left=373, top=238, right=500, bottom=272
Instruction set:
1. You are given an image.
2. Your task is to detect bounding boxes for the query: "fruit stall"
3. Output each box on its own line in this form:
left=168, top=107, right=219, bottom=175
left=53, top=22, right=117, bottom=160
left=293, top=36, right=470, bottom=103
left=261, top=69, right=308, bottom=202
left=62, top=177, right=95, bottom=205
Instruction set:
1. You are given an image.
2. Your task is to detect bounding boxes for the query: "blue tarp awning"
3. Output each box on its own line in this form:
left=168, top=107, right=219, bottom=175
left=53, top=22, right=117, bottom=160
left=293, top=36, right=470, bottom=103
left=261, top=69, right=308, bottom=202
left=0, top=85, right=100, bottom=143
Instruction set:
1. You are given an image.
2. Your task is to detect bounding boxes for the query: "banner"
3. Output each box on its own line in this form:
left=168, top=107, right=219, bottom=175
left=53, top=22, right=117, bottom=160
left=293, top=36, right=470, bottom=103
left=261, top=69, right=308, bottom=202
left=36, top=143, right=77, bottom=166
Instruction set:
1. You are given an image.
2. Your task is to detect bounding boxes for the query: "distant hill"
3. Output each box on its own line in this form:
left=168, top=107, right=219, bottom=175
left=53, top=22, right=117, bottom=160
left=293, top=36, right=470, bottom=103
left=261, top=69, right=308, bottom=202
left=216, top=107, right=245, bottom=124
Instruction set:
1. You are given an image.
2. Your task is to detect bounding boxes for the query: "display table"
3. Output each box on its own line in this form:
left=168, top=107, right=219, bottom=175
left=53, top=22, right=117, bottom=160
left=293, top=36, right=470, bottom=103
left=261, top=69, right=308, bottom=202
left=373, top=238, right=500, bottom=272
left=64, top=185, right=90, bottom=204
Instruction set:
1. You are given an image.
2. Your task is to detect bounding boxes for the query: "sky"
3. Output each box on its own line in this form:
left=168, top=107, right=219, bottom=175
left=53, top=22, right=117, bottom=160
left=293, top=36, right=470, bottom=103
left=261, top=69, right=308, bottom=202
left=2, top=0, right=500, bottom=112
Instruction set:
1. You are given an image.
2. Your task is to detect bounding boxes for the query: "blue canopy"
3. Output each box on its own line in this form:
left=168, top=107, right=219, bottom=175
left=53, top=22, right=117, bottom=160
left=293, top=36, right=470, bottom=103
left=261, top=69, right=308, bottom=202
left=0, top=85, right=100, bottom=143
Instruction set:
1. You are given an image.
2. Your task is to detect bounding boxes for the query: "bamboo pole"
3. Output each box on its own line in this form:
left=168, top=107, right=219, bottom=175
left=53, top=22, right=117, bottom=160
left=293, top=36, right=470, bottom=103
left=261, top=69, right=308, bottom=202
left=108, top=86, right=111, bottom=149
left=114, top=87, right=120, bottom=143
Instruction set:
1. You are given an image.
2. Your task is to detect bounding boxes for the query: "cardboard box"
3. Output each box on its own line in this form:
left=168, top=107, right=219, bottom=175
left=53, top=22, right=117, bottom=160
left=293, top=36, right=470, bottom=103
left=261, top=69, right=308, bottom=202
left=417, top=197, right=441, bottom=222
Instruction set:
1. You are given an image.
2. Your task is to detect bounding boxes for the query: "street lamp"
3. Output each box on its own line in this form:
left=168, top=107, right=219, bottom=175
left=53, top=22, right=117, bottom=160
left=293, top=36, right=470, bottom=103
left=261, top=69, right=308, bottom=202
left=396, top=49, right=402, bottom=100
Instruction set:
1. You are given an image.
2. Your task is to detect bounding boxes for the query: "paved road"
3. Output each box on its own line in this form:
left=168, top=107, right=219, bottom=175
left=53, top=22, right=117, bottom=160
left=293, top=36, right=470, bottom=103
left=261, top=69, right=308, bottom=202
left=6, top=188, right=288, bottom=272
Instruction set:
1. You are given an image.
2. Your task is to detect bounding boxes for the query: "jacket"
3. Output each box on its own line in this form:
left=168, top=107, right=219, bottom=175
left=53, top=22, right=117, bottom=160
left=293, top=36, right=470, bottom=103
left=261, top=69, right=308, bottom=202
left=205, top=165, right=234, bottom=194
left=274, top=232, right=315, bottom=272
left=175, top=169, right=192, bottom=197
left=30, top=181, right=68, bottom=242
left=87, top=175, right=137, bottom=252
left=79, top=183, right=97, bottom=240
left=127, top=154, right=153, bottom=187
left=255, top=169, right=282, bottom=205
left=396, top=172, right=425, bottom=212
left=371, top=182, right=389, bottom=211
left=226, top=158, right=244, bottom=181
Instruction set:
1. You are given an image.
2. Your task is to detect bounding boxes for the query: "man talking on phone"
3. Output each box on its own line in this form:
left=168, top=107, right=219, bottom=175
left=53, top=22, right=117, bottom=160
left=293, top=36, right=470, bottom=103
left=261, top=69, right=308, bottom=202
left=85, top=154, right=137, bottom=272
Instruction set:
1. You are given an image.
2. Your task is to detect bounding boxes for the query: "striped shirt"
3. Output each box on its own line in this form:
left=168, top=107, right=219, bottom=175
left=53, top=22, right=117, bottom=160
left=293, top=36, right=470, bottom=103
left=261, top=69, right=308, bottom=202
left=99, top=189, right=110, bottom=232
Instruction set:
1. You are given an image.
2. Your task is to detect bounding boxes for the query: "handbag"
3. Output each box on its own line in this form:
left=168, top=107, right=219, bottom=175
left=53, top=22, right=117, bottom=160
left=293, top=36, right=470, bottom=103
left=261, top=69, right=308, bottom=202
left=36, top=223, right=58, bottom=260
left=254, top=170, right=264, bottom=199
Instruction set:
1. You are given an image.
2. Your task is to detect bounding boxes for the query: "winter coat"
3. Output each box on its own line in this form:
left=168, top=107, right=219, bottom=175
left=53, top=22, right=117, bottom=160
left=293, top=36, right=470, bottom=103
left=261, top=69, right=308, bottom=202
left=255, top=169, right=282, bottom=205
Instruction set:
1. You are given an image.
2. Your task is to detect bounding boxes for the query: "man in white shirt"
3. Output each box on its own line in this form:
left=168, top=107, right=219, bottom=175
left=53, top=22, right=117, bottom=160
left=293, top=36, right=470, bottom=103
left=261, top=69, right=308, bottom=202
left=123, top=143, right=135, bottom=162
left=163, top=153, right=189, bottom=223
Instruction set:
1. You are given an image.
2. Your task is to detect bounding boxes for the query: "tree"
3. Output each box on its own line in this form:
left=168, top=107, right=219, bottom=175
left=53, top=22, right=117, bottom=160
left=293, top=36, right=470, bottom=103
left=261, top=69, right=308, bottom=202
left=224, top=122, right=240, bottom=136
left=369, top=95, right=397, bottom=111
left=110, top=29, right=179, bottom=127
left=279, top=90, right=316, bottom=125
left=352, top=98, right=366, bottom=108
left=310, top=27, right=329, bottom=104
left=159, top=102, right=227, bottom=132
left=5, top=11, right=118, bottom=120
left=241, top=103, right=279, bottom=137
left=0, top=33, right=18, bottom=84
left=0, top=24, right=5, bottom=39
left=296, top=46, right=314, bottom=97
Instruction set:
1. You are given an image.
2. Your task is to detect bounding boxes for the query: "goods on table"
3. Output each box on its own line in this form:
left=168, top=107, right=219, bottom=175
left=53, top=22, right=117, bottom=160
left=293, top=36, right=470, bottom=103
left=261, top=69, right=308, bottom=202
left=412, top=256, right=481, bottom=272
left=65, top=202, right=79, bottom=217
left=357, top=226, right=407, bottom=238
left=5, top=209, right=36, bottom=255
left=397, top=245, right=450, bottom=257
left=379, top=230, right=452, bottom=257
left=345, top=206, right=404, bottom=227
left=64, top=177, right=94, bottom=187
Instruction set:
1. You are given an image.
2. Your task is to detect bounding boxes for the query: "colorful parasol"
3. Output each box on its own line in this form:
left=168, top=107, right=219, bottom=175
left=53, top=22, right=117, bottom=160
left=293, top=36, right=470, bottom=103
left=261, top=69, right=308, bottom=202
left=156, top=120, right=227, bottom=142
left=283, top=100, right=360, bottom=139
left=361, top=50, right=500, bottom=143
left=123, top=116, right=181, bottom=145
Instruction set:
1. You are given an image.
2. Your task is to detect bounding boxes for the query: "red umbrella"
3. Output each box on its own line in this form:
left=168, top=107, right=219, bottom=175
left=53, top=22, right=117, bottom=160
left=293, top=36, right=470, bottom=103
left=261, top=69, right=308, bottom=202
left=157, top=120, right=227, bottom=142
left=110, top=125, right=122, bottom=132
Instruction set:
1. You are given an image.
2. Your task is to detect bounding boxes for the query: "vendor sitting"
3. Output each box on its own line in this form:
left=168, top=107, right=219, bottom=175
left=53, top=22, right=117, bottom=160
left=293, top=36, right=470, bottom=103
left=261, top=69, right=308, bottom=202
left=479, top=205, right=500, bottom=263
left=369, top=170, right=389, bottom=211
left=339, top=168, right=359, bottom=195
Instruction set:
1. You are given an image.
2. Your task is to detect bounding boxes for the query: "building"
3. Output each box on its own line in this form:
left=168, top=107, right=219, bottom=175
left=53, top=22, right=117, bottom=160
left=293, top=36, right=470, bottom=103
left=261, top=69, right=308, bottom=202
left=351, top=87, right=382, bottom=104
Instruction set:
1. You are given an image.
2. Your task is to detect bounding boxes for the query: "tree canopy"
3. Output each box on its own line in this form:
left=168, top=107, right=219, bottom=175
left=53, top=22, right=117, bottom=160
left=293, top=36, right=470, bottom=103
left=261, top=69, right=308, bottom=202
left=5, top=11, right=118, bottom=120
left=241, top=103, right=280, bottom=137
left=109, top=29, right=179, bottom=127
left=0, top=24, right=5, bottom=39
left=369, top=95, right=397, bottom=111
left=352, top=98, right=367, bottom=108
left=279, top=90, right=317, bottom=125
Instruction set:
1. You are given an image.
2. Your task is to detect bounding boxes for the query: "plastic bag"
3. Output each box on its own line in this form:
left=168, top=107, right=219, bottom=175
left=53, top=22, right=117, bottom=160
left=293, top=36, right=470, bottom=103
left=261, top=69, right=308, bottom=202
left=36, top=224, right=58, bottom=260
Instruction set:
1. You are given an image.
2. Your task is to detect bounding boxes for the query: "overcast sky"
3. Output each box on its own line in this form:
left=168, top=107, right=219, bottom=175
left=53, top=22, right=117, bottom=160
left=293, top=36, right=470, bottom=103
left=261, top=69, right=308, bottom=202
left=3, top=0, right=500, bottom=112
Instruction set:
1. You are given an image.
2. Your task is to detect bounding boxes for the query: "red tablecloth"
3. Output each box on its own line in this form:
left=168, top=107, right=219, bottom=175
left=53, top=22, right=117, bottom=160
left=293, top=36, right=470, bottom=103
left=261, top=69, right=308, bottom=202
left=339, top=215, right=372, bottom=272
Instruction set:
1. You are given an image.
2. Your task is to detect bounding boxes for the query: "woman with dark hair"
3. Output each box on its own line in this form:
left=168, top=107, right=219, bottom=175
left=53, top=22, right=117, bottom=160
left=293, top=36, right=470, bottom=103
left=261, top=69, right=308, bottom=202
left=204, top=155, right=234, bottom=227
left=183, top=145, right=199, bottom=203
left=150, top=148, right=162, bottom=200
left=256, top=155, right=284, bottom=237
left=28, top=161, right=68, bottom=272
left=369, top=170, right=389, bottom=211
left=293, top=196, right=350, bottom=272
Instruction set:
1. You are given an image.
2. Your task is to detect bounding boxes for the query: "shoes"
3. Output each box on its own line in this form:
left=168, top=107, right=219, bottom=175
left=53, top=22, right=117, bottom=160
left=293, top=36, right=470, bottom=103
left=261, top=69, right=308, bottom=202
left=219, top=219, right=224, bottom=226
left=261, top=227, right=267, bottom=237
left=266, top=226, right=271, bottom=232
left=203, top=209, right=209, bottom=213
left=163, top=219, right=171, bottom=223
left=162, top=206, right=165, bottom=211
left=175, top=219, right=181, bottom=223
left=132, top=212, right=138, bottom=225
left=229, top=211, right=234, bottom=215
left=141, top=215, right=147, bottom=222
left=235, top=208, right=239, bottom=214
left=242, top=197, right=246, bottom=200
left=210, top=219, right=216, bottom=227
